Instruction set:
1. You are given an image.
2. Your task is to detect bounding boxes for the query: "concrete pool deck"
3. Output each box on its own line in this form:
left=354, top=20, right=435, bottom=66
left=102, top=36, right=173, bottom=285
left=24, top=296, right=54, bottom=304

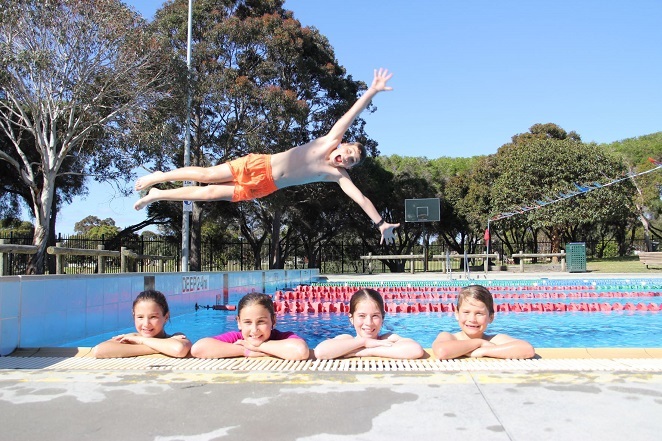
left=1, top=271, right=660, bottom=440
left=1, top=349, right=661, bottom=441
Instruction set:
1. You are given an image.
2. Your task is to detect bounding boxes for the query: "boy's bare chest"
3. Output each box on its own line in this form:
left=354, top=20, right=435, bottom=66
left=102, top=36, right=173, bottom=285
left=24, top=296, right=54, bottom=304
left=271, top=147, right=338, bottom=187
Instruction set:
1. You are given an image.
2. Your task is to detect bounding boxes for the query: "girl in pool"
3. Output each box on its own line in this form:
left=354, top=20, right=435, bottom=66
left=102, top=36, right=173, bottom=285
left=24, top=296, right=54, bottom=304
left=314, top=288, right=425, bottom=359
left=432, top=284, right=535, bottom=359
left=93, top=290, right=191, bottom=358
left=190, top=292, right=310, bottom=360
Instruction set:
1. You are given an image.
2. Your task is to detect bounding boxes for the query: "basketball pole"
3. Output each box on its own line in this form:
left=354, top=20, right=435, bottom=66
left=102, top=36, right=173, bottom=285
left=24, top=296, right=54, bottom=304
left=423, top=223, right=428, bottom=272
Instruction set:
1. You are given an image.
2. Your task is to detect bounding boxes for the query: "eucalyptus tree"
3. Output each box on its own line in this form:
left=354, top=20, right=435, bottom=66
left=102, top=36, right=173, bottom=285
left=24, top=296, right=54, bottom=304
left=0, top=0, right=179, bottom=273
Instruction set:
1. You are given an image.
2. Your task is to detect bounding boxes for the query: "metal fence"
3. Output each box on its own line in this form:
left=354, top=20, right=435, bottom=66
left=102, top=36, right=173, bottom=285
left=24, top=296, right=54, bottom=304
left=0, top=232, right=651, bottom=276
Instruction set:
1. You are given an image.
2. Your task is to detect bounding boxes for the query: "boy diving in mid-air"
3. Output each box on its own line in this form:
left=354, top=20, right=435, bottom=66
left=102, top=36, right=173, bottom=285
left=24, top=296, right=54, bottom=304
left=134, top=68, right=400, bottom=244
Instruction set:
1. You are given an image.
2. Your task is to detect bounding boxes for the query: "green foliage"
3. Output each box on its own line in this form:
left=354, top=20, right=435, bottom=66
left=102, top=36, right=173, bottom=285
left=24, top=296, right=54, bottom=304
left=74, top=216, right=117, bottom=235
left=600, top=132, right=662, bottom=221
left=492, top=138, right=634, bottom=226
left=0, top=218, right=34, bottom=235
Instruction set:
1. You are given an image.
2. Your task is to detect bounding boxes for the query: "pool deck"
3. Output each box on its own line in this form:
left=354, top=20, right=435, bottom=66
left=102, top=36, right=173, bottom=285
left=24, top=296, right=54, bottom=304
left=1, top=272, right=661, bottom=440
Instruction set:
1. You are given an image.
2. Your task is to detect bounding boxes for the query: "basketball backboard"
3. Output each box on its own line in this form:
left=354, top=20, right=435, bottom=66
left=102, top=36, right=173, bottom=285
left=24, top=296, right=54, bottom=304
left=405, top=198, right=440, bottom=222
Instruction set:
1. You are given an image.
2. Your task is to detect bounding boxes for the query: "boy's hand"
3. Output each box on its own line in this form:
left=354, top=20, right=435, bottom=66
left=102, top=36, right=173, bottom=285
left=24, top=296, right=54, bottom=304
left=379, top=222, right=400, bottom=245
left=363, top=338, right=393, bottom=348
left=370, top=68, right=393, bottom=92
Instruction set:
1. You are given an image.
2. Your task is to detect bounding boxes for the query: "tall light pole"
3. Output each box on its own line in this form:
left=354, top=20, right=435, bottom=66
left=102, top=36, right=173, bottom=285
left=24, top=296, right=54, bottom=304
left=181, top=0, right=193, bottom=272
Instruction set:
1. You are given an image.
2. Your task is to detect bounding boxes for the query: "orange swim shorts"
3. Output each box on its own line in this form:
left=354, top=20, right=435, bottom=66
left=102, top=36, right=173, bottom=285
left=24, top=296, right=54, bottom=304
left=227, top=153, right=278, bottom=202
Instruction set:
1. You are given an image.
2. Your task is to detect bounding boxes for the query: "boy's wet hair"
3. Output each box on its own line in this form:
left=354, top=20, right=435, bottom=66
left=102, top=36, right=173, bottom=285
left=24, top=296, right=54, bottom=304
left=457, top=285, right=494, bottom=316
left=352, top=142, right=367, bottom=166
left=349, top=288, right=385, bottom=317
left=238, top=292, right=275, bottom=320
left=133, top=290, right=170, bottom=316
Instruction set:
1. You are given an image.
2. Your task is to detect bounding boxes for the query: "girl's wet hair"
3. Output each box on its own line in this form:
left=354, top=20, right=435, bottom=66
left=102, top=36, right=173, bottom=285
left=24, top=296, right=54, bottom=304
left=238, top=292, right=275, bottom=319
left=349, top=288, right=385, bottom=317
left=133, top=290, right=170, bottom=316
left=457, top=285, right=494, bottom=316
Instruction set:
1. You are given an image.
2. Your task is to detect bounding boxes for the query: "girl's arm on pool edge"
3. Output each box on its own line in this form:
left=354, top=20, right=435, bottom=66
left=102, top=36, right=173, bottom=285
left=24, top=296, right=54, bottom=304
left=354, top=335, right=425, bottom=359
left=244, top=337, right=310, bottom=360
left=190, top=337, right=245, bottom=358
left=314, top=334, right=371, bottom=359
left=93, top=333, right=191, bottom=358
left=469, top=334, right=536, bottom=359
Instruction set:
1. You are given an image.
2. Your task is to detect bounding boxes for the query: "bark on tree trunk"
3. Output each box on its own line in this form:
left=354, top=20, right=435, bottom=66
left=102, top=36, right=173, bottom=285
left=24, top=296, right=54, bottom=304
left=270, top=207, right=282, bottom=269
left=190, top=203, right=202, bottom=271
left=27, top=178, right=55, bottom=275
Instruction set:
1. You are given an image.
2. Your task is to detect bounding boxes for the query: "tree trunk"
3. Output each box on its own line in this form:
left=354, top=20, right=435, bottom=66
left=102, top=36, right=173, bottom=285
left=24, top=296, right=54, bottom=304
left=304, top=243, right=318, bottom=268
left=550, top=226, right=561, bottom=254
left=26, top=179, right=55, bottom=274
left=638, top=212, right=653, bottom=251
left=252, top=242, right=262, bottom=270
left=270, top=207, right=282, bottom=269
left=190, top=202, right=202, bottom=271
left=47, top=195, right=58, bottom=274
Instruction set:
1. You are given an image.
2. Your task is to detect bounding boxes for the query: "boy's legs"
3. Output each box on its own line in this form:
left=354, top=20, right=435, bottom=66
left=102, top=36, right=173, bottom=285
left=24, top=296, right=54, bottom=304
left=135, top=163, right=234, bottom=190
left=133, top=183, right=235, bottom=210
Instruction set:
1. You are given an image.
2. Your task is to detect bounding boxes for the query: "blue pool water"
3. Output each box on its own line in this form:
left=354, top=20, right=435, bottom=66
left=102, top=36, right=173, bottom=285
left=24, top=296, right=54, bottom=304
left=61, top=278, right=662, bottom=349
left=63, top=308, right=661, bottom=348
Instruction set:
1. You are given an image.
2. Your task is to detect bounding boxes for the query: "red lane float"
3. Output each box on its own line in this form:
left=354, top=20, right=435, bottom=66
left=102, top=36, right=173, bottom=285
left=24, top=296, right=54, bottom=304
left=273, top=289, right=660, bottom=303
left=272, top=300, right=660, bottom=314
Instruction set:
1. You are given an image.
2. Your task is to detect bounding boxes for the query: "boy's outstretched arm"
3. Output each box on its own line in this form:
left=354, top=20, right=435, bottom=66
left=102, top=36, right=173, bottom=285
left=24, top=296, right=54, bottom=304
left=325, top=68, right=393, bottom=144
left=337, top=172, right=400, bottom=244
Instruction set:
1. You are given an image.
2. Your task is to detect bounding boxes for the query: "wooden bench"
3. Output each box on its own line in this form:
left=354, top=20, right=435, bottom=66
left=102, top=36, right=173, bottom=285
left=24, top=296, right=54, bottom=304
left=638, top=251, right=662, bottom=268
left=511, top=251, right=566, bottom=272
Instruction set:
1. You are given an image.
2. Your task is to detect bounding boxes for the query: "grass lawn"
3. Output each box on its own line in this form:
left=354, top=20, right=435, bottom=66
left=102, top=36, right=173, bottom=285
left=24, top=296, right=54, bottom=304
left=499, top=256, right=662, bottom=274
left=587, top=256, right=662, bottom=273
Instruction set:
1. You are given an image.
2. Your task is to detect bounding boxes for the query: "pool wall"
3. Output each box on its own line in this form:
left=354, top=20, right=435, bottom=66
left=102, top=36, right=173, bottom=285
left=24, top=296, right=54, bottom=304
left=0, top=268, right=318, bottom=355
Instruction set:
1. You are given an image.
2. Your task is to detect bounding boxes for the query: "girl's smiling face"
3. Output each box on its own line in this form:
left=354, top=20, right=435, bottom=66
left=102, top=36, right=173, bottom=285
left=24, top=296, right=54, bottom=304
left=237, top=303, right=275, bottom=345
left=349, top=298, right=384, bottom=339
left=455, top=298, right=493, bottom=339
left=133, top=300, right=168, bottom=338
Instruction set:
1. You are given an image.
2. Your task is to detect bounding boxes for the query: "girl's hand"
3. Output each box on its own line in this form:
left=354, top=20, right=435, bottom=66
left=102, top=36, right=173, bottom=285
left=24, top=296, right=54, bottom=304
left=234, top=340, right=268, bottom=357
left=111, top=333, right=141, bottom=344
left=118, top=334, right=145, bottom=345
left=384, top=333, right=400, bottom=343
left=233, top=339, right=261, bottom=351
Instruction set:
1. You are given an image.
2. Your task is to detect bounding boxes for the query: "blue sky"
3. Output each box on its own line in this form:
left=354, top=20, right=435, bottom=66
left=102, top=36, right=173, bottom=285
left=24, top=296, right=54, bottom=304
left=53, top=0, right=662, bottom=234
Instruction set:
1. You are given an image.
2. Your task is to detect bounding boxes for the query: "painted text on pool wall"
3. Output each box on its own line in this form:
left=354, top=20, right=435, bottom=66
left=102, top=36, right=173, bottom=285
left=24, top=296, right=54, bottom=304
left=182, top=275, right=210, bottom=293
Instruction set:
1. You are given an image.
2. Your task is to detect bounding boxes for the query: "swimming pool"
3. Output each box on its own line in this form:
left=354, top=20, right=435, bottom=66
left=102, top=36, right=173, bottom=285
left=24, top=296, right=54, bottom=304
left=62, top=278, right=661, bottom=349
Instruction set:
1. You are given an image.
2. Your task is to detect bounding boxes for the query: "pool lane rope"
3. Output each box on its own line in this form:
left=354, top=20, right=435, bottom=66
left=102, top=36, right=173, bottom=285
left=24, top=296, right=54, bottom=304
left=273, top=286, right=661, bottom=314
left=273, top=300, right=660, bottom=314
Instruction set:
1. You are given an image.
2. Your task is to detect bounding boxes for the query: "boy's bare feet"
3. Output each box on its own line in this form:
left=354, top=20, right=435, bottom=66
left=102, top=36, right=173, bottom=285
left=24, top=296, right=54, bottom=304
left=135, top=171, right=165, bottom=191
left=134, top=188, right=161, bottom=210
